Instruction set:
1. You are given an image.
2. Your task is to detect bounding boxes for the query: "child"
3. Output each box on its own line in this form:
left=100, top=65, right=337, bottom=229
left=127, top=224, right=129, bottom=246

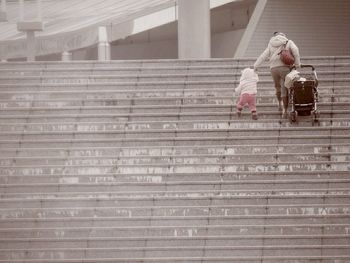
left=235, top=67, right=259, bottom=120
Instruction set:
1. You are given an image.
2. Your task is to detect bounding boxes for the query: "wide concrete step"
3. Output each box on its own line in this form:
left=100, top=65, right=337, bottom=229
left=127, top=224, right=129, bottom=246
left=1, top=204, right=349, bottom=220
left=1, top=99, right=350, bottom=115
left=0, top=151, right=348, bottom=167
left=0, top=96, right=349, bottom=111
left=0, top=56, right=350, bottom=68
left=0, top=125, right=348, bottom=141
left=0, top=112, right=348, bottom=125
left=0, top=118, right=349, bottom=132
left=1, top=176, right=350, bottom=193
left=0, top=143, right=348, bottom=157
left=0, top=79, right=347, bottom=93
left=0, top=61, right=349, bottom=76
left=0, top=69, right=349, bottom=84
left=1, top=188, right=349, bottom=200
left=0, top=107, right=348, bottom=123
left=0, top=257, right=348, bottom=263
left=0, top=59, right=243, bottom=69
left=1, top=169, right=349, bottom=185
left=0, top=257, right=347, bottom=263
left=0, top=247, right=349, bottom=263
left=0, top=226, right=349, bottom=246
left=0, top=244, right=349, bottom=261
left=0, top=209, right=349, bottom=227
left=1, top=192, right=349, bottom=208
left=1, top=133, right=349, bottom=148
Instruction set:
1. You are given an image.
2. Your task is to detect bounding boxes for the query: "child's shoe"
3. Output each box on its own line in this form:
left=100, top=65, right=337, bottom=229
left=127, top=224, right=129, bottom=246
left=252, top=111, right=258, bottom=120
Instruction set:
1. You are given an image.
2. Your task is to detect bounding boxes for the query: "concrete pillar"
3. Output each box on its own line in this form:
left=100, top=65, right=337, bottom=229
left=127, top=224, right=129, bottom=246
left=26, top=31, right=36, bottom=62
left=0, top=0, right=7, bottom=22
left=62, top=51, right=72, bottom=61
left=17, top=0, right=44, bottom=62
left=177, top=0, right=211, bottom=59
left=1, top=0, right=6, bottom=11
left=98, top=26, right=111, bottom=61
left=36, top=0, right=42, bottom=20
left=19, top=0, right=24, bottom=20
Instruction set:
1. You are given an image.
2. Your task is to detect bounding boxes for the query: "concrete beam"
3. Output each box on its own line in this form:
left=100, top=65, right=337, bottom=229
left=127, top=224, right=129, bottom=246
left=234, top=0, right=267, bottom=58
left=17, top=21, right=44, bottom=32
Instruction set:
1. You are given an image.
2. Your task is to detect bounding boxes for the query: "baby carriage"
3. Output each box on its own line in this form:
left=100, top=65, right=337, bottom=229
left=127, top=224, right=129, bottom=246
left=285, top=65, right=320, bottom=124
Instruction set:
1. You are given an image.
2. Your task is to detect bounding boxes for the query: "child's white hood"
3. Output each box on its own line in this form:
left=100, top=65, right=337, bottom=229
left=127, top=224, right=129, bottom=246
left=240, top=68, right=259, bottom=82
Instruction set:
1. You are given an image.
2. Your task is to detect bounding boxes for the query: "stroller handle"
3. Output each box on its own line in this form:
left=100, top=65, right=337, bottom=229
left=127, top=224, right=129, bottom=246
left=290, top=64, right=318, bottom=85
left=290, top=64, right=315, bottom=71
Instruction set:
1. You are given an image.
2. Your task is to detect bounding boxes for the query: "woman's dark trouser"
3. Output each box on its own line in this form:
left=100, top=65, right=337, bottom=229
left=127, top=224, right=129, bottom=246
left=270, top=66, right=290, bottom=110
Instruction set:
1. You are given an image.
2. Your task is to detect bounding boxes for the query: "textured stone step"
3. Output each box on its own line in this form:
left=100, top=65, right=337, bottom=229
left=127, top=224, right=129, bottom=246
left=1, top=177, right=350, bottom=194
left=0, top=101, right=349, bottom=116
left=0, top=119, right=329, bottom=131
left=0, top=56, right=344, bottom=69
left=0, top=79, right=346, bottom=94
left=1, top=188, right=349, bottom=200
left=0, top=96, right=349, bottom=111
left=1, top=192, right=349, bottom=209
left=0, top=151, right=348, bottom=167
left=0, top=56, right=349, bottom=68
left=0, top=133, right=349, bottom=148
left=0, top=159, right=349, bottom=177
left=1, top=204, right=348, bottom=220
left=0, top=142, right=348, bottom=157
left=0, top=118, right=349, bottom=132
left=0, top=122, right=347, bottom=133
left=0, top=225, right=349, bottom=246
left=0, top=255, right=349, bottom=263
left=0, top=209, right=350, bottom=228
left=1, top=120, right=349, bottom=137
left=0, top=126, right=348, bottom=144
left=0, top=244, right=349, bottom=261
left=0, top=211, right=350, bottom=228
left=1, top=235, right=349, bottom=255
left=0, top=62, right=349, bottom=76
left=0, top=69, right=349, bottom=84
left=1, top=169, right=349, bottom=185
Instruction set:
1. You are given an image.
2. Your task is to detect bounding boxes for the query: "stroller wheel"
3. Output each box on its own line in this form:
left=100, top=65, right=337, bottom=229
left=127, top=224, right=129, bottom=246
left=289, top=111, right=298, bottom=123
left=315, top=111, right=320, bottom=120
left=312, top=111, right=320, bottom=126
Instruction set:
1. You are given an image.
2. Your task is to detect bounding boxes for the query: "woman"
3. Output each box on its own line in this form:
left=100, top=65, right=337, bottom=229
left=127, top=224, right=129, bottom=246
left=253, top=32, right=301, bottom=118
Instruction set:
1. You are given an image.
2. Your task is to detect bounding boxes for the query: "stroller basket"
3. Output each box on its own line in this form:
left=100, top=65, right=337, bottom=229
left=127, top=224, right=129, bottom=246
left=292, top=80, right=317, bottom=105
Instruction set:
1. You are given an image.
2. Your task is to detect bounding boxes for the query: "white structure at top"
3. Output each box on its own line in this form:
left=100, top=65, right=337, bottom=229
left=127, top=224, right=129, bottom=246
left=0, top=0, right=238, bottom=61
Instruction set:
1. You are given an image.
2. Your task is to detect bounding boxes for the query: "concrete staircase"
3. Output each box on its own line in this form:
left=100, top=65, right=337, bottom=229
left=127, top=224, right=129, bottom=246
left=0, top=57, right=349, bottom=262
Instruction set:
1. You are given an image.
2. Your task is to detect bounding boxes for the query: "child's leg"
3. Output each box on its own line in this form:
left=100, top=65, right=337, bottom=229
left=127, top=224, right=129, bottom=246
left=236, top=95, right=245, bottom=111
left=247, top=94, right=258, bottom=120
left=236, top=94, right=246, bottom=115
left=247, top=94, right=257, bottom=112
